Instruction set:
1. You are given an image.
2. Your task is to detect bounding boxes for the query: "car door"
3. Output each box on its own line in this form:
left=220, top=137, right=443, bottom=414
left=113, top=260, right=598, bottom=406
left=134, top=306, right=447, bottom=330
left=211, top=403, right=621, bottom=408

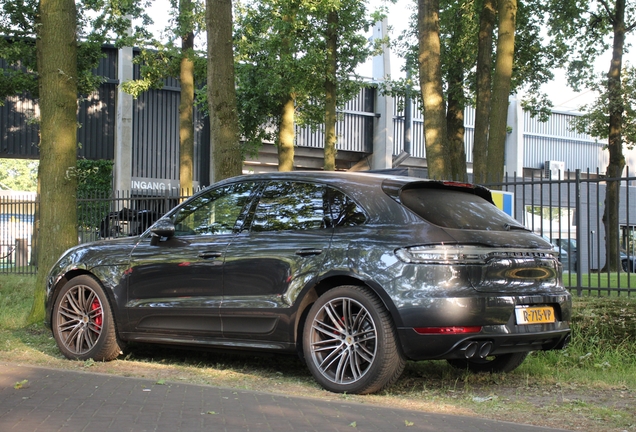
left=124, top=181, right=258, bottom=340
left=220, top=180, right=334, bottom=345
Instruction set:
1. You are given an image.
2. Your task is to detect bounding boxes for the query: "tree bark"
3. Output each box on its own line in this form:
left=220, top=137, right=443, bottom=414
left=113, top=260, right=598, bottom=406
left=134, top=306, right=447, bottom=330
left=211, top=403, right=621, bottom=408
left=179, top=0, right=195, bottom=192
left=472, top=0, right=495, bottom=184
left=602, top=0, right=627, bottom=272
left=446, top=68, right=466, bottom=181
left=418, top=0, right=449, bottom=180
left=207, top=0, right=242, bottom=182
left=278, top=95, right=295, bottom=171
left=446, top=12, right=467, bottom=181
left=29, top=0, right=78, bottom=323
left=324, top=10, right=338, bottom=171
left=486, top=0, right=516, bottom=185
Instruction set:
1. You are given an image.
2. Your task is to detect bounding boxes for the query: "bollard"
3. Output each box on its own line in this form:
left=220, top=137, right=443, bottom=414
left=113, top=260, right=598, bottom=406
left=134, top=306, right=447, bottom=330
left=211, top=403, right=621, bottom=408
left=15, top=238, right=29, bottom=268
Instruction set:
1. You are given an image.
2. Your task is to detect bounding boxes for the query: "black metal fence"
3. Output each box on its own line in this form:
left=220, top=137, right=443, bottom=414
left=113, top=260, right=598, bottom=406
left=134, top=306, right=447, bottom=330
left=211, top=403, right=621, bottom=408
left=2, top=172, right=636, bottom=297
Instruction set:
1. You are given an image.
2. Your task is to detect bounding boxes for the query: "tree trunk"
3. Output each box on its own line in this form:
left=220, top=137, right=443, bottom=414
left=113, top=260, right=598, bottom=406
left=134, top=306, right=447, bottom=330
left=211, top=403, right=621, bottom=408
left=418, top=0, right=449, bottom=180
left=472, top=0, right=495, bottom=184
left=446, top=71, right=466, bottom=181
left=602, top=0, right=626, bottom=272
left=324, top=10, right=338, bottom=171
left=278, top=95, right=295, bottom=171
left=207, top=0, right=243, bottom=182
left=179, top=0, right=195, bottom=192
left=29, top=0, right=78, bottom=324
left=446, top=13, right=467, bottom=181
left=486, top=0, right=516, bottom=186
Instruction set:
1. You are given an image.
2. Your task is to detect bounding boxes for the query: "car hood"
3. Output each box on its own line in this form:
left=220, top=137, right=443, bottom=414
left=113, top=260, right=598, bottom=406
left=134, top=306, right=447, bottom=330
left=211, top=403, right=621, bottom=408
left=49, top=236, right=140, bottom=277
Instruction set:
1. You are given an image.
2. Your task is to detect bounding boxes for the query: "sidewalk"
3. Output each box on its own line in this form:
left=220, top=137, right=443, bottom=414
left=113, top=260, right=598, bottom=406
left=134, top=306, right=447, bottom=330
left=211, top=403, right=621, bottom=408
left=0, top=362, right=569, bottom=432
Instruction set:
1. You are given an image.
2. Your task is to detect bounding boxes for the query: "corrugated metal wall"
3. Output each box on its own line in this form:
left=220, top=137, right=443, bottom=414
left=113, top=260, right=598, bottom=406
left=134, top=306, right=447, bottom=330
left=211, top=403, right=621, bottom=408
left=295, top=87, right=375, bottom=153
left=1, top=47, right=119, bottom=161
left=0, top=94, right=40, bottom=158
left=391, top=98, right=475, bottom=161
left=523, top=110, right=608, bottom=173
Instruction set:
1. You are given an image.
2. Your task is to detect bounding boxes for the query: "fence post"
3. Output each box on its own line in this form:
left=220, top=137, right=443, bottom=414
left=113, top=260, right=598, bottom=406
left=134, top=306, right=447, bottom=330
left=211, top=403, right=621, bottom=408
left=576, top=169, right=582, bottom=296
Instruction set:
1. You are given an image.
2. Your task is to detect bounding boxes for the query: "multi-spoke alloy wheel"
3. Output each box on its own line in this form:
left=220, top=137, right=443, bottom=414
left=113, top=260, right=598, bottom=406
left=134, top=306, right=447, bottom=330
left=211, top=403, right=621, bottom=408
left=303, top=286, right=405, bottom=394
left=52, top=275, right=122, bottom=361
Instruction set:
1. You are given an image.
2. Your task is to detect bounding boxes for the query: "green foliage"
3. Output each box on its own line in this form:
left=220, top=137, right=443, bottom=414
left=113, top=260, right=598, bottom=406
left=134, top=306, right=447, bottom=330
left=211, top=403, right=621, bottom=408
left=76, top=159, right=113, bottom=229
left=233, top=0, right=376, bottom=154
left=388, top=0, right=560, bottom=113
left=0, top=0, right=154, bottom=101
left=571, top=66, right=636, bottom=148
left=0, top=159, right=38, bottom=192
left=120, top=0, right=207, bottom=99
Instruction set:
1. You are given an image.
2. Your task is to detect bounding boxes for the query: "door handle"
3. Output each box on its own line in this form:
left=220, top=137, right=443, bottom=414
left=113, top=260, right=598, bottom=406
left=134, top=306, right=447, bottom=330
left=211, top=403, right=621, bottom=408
left=198, top=251, right=223, bottom=259
left=295, top=248, right=323, bottom=257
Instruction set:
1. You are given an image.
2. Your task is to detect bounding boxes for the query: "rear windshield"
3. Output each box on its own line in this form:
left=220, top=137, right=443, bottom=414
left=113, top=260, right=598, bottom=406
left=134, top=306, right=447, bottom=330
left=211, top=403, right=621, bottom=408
left=400, top=188, right=522, bottom=231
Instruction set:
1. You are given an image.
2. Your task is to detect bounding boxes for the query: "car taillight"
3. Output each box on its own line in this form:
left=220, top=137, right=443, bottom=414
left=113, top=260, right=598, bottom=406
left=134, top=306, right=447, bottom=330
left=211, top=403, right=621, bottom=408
left=413, top=326, right=482, bottom=334
left=395, top=245, right=558, bottom=265
left=395, top=245, right=490, bottom=264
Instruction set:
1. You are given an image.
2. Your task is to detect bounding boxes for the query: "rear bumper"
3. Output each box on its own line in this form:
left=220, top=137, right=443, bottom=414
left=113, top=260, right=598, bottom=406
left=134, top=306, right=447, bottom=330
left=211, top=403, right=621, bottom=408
left=398, top=323, right=571, bottom=361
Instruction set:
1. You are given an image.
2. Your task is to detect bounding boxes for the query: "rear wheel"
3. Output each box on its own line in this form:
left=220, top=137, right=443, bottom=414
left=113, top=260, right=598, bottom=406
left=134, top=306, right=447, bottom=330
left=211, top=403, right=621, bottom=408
left=303, top=285, right=405, bottom=394
left=447, top=352, right=528, bottom=373
left=52, top=275, right=122, bottom=361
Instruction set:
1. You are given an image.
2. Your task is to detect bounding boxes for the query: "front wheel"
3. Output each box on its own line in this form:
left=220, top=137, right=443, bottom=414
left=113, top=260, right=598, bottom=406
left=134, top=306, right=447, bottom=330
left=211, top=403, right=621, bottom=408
left=303, top=285, right=405, bottom=394
left=447, top=352, right=528, bottom=373
left=52, top=275, right=123, bottom=361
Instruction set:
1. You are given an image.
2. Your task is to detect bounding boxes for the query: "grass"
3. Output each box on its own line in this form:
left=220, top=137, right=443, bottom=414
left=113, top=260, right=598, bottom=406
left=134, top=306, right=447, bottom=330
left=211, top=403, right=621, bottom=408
left=1, top=275, right=636, bottom=431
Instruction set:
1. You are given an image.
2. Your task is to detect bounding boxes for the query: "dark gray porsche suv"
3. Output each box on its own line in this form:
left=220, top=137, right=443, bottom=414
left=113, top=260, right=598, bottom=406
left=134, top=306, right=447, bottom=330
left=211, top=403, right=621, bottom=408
left=45, top=172, right=571, bottom=394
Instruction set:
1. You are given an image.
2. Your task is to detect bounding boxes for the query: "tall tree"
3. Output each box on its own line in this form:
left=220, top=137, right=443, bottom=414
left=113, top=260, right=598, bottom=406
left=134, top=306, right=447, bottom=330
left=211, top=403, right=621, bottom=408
left=1, top=0, right=152, bottom=323
left=472, top=0, right=496, bottom=184
left=120, top=0, right=206, bottom=189
left=234, top=0, right=372, bottom=172
left=398, top=0, right=559, bottom=182
left=554, top=0, right=636, bottom=271
left=485, top=0, right=517, bottom=184
left=324, top=10, right=338, bottom=171
left=207, top=0, right=242, bottom=180
left=318, top=0, right=373, bottom=171
left=179, top=0, right=196, bottom=191
left=29, top=0, right=79, bottom=323
left=418, top=0, right=450, bottom=180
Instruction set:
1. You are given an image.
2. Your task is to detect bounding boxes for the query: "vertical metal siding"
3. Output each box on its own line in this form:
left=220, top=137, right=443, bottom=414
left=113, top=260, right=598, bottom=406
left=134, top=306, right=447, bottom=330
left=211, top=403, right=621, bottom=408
left=523, top=110, right=608, bottom=172
left=0, top=95, right=40, bottom=158
left=295, top=87, right=374, bottom=153
left=132, top=88, right=180, bottom=181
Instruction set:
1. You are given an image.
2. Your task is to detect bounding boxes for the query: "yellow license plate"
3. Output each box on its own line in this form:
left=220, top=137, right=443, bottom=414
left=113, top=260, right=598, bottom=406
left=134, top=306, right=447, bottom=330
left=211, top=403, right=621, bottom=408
left=515, top=306, right=556, bottom=325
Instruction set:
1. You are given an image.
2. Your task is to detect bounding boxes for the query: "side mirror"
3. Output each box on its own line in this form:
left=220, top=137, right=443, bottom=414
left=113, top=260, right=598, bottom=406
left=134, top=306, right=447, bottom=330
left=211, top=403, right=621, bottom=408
left=150, top=218, right=175, bottom=243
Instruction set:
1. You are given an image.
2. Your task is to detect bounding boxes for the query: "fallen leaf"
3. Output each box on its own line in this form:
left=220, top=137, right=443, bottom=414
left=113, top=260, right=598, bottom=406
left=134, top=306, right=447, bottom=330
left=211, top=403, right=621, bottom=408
left=405, top=420, right=414, bottom=427
left=349, top=421, right=357, bottom=428
left=14, top=380, right=28, bottom=390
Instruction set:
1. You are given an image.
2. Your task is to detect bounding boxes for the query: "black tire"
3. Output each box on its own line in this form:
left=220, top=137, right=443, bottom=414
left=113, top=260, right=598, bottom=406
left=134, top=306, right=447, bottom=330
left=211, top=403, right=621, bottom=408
left=447, top=352, right=528, bottom=373
left=52, top=275, right=123, bottom=361
left=303, top=285, right=406, bottom=394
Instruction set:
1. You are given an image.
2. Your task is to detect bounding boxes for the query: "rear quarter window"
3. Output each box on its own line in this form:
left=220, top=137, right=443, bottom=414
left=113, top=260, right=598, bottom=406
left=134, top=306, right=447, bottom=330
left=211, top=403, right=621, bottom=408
left=400, top=187, right=520, bottom=231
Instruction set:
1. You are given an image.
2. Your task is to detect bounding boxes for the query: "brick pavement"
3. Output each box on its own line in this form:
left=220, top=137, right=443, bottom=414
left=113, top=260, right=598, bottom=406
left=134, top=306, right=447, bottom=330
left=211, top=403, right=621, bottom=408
left=0, top=363, right=568, bottom=432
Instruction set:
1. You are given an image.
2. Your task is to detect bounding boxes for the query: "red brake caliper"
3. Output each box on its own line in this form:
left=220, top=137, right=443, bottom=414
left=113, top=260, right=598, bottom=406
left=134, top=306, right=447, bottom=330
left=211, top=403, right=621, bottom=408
left=91, top=298, right=102, bottom=329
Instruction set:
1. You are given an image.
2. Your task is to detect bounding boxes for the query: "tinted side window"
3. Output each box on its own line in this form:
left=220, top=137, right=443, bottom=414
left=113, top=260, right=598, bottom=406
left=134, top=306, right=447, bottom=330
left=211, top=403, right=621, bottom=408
left=251, top=181, right=327, bottom=232
left=400, top=188, right=519, bottom=231
left=173, top=182, right=256, bottom=236
left=327, top=188, right=366, bottom=227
